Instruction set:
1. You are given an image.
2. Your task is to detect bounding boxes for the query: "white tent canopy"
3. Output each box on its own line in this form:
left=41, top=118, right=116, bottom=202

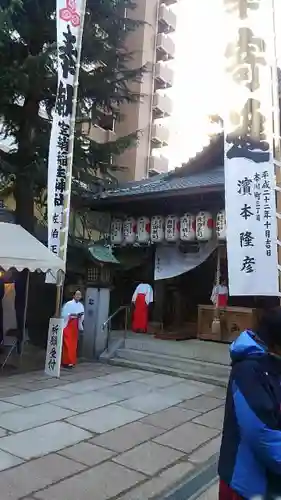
left=0, top=222, right=65, bottom=274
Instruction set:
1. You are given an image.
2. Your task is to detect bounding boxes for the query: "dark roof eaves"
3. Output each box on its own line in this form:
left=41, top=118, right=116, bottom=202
left=85, top=183, right=225, bottom=208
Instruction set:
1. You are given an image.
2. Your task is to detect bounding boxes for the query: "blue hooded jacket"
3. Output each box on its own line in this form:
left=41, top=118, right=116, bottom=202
left=218, top=330, right=281, bottom=498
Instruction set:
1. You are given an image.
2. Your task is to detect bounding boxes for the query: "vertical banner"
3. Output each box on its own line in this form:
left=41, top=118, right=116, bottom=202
left=224, top=0, right=278, bottom=296
left=47, top=0, right=86, bottom=282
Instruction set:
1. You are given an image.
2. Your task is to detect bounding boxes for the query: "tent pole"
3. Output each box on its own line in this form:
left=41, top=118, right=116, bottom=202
left=55, top=271, right=64, bottom=318
left=20, top=269, right=30, bottom=357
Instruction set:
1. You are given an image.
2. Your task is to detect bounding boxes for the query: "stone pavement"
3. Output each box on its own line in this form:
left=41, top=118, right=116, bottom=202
left=0, top=363, right=226, bottom=499
left=197, top=481, right=219, bottom=500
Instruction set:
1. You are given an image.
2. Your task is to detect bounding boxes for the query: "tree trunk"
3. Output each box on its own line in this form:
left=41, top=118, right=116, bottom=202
left=14, top=97, right=39, bottom=234
left=14, top=174, right=34, bottom=234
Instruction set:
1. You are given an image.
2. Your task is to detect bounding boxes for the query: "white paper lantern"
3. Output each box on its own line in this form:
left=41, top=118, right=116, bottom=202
left=165, top=215, right=180, bottom=242
left=216, top=210, right=226, bottom=240
left=123, top=217, right=137, bottom=244
left=151, top=216, right=165, bottom=243
left=110, top=218, right=123, bottom=244
left=180, top=213, right=196, bottom=241
left=196, top=211, right=213, bottom=241
left=137, top=216, right=150, bottom=243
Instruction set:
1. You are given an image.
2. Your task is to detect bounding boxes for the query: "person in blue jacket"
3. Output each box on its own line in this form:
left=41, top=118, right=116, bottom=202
left=218, top=308, right=281, bottom=500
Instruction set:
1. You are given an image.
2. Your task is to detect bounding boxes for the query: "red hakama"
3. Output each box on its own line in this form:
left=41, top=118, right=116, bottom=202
left=218, top=294, right=228, bottom=307
left=62, top=317, right=79, bottom=366
left=132, top=293, right=148, bottom=333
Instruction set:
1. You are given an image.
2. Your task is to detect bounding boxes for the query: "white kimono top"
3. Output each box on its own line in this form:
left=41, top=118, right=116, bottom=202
left=132, top=284, right=153, bottom=305
left=61, top=299, right=84, bottom=330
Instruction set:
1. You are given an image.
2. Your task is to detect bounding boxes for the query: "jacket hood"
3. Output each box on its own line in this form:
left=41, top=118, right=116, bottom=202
left=230, top=330, right=266, bottom=363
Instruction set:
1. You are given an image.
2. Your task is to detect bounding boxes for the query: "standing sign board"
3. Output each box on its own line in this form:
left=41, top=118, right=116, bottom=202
left=45, top=318, right=64, bottom=378
left=224, top=0, right=278, bottom=296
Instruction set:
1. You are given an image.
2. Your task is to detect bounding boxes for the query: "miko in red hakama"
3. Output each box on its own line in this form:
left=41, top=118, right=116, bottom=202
left=132, top=293, right=148, bottom=333
left=62, top=317, right=79, bottom=366
left=61, top=295, right=84, bottom=367
left=131, top=283, right=153, bottom=334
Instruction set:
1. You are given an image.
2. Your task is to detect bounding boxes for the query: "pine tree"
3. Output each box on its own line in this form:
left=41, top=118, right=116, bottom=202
left=0, top=0, right=145, bottom=233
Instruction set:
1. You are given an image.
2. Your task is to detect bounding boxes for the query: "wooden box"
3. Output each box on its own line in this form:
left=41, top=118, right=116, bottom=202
left=198, top=305, right=256, bottom=343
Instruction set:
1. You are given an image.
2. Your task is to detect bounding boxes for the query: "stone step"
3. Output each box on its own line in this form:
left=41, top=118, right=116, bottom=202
left=123, top=336, right=230, bottom=366
left=110, top=348, right=229, bottom=387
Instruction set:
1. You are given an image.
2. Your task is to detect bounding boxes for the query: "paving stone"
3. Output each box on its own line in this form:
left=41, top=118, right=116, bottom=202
left=197, top=481, right=219, bottom=500
left=157, top=383, right=211, bottom=402
left=97, top=370, right=149, bottom=384
left=2, top=388, right=72, bottom=407
left=91, top=421, right=164, bottom=452
left=188, top=436, right=221, bottom=465
left=139, top=374, right=185, bottom=388
left=207, top=387, right=227, bottom=400
left=0, top=453, right=85, bottom=499
left=0, top=449, right=23, bottom=471
left=33, top=461, right=145, bottom=500
left=193, top=407, right=225, bottom=430
left=118, top=392, right=183, bottom=414
left=140, top=407, right=199, bottom=430
left=0, top=401, right=21, bottom=414
left=0, top=387, right=30, bottom=398
left=118, top=462, right=194, bottom=500
left=16, top=378, right=67, bottom=391
left=59, top=378, right=117, bottom=394
left=97, top=381, right=153, bottom=400
left=67, top=404, right=145, bottom=433
left=113, top=441, right=184, bottom=476
left=0, top=422, right=91, bottom=459
left=58, top=442, right=115, bottom=466
left=0, top=403, right=76, bottom=432
left=179, top=395, right=223, bottom=413
left=52, top=391, right=123, bottom=413
left=154, top=421, right=219, bottom=454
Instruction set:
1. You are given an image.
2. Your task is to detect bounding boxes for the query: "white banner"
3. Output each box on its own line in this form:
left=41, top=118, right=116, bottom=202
left=224, top=0, right=278, bottom=296
left=154, top=240, right=217, bottom=281
left=47, top=0, right=86, bottom=282
left=45, top=317, right=64, bottom=378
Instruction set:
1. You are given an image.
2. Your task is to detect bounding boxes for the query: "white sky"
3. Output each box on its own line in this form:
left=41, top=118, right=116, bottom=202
left=165, top=0, right=225, bottom=167
left=165, top=0, right=281, bottom=169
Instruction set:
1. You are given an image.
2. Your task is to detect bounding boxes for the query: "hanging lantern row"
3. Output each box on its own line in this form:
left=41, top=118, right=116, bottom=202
left=110, top=210, right=226, bottom=244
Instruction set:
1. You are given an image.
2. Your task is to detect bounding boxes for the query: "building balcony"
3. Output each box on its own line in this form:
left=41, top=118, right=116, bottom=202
left=156, top=33, right=175, bottom=61
left=81, top=123, right=116, bottom=144
left=153, top=92, right=173, bottom=117
left=158, top=4, right=177, bottom=34
left=151, top=122, right=169, bottom=147
left=162, top=0, right=179, bottom=4
left=154, top=62, right=174, bottom=89
left=149, top=155, right=169, bottom=174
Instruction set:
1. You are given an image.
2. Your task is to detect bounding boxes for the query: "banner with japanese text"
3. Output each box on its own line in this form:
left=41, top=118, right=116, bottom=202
left=224, top=0, right=278, bottom=296
left=47, top=0, right=85, bottom=283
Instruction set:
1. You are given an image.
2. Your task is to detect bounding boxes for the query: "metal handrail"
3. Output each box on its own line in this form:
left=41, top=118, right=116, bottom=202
left=103, top=305, right=130, bottom=350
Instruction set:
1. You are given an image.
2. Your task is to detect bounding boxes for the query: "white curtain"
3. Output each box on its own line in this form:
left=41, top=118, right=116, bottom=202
left=154, top=240, right=217, bottom=281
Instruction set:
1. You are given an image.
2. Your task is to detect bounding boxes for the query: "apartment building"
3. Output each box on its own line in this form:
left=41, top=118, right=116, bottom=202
left=85, top=0, right=177, bottom=182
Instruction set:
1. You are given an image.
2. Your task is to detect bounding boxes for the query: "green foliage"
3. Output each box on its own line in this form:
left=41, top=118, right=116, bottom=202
left=0, top=0, right=145, bottom=229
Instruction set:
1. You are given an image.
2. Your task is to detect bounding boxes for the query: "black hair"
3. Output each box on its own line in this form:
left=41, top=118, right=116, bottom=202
left=256, top=307, right=281, bottom=349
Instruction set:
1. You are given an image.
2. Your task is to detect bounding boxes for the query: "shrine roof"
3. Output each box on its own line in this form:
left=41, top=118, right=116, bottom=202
left=83, top=134, right=225, bottom=205
left=86, top=164, right=224, bottom=203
